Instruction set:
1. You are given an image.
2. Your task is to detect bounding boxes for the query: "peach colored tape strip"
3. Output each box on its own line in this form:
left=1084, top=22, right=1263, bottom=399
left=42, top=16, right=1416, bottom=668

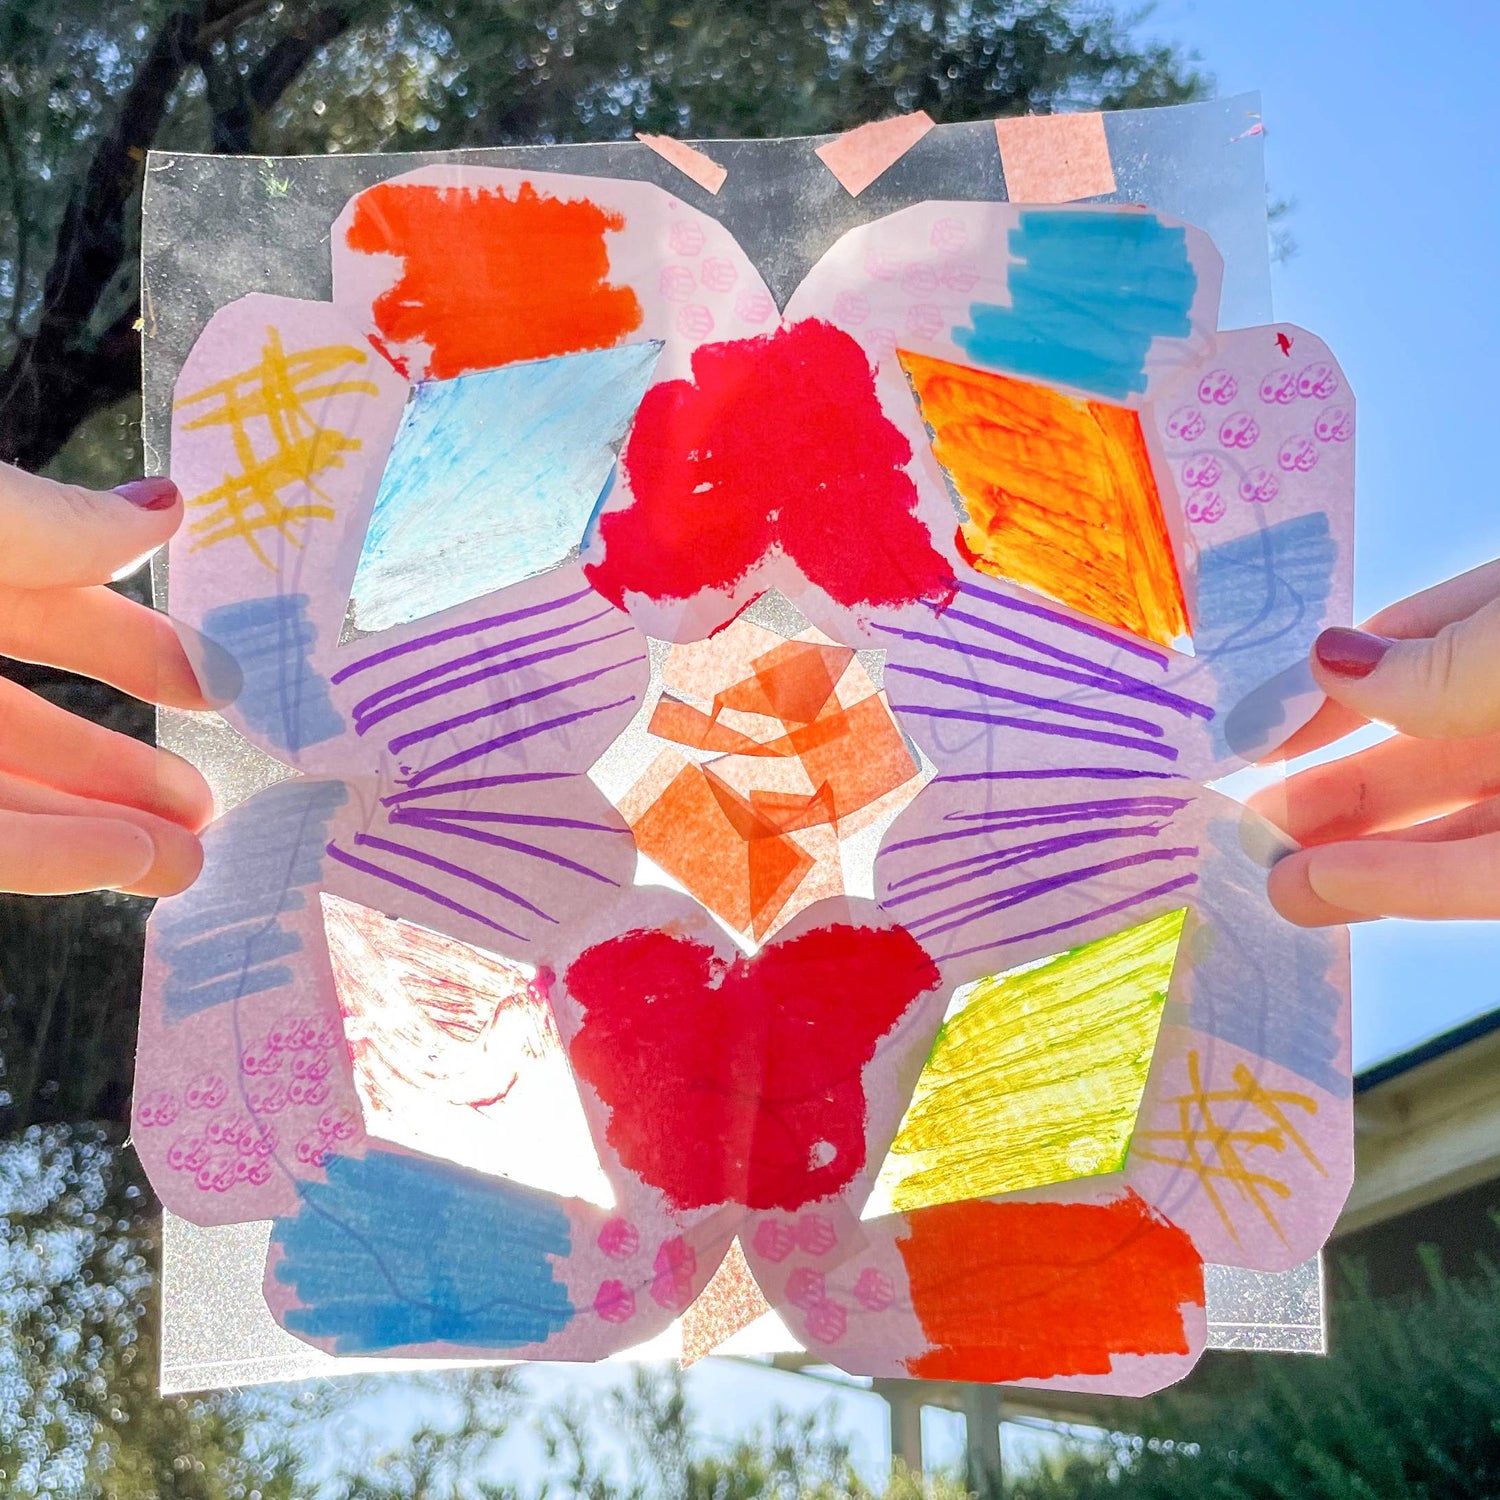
left=636, top=133, right=729, bottom=195
left=815, top=111, right=936, bottom=197
left=993, top=112, right=1117, bottom=203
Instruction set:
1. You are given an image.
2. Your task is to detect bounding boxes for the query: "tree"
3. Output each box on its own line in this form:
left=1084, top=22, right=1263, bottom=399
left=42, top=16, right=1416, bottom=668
left=0, top=0, right=1204, bottom=476
left=1002, top=1249, right=1500, bottom=1500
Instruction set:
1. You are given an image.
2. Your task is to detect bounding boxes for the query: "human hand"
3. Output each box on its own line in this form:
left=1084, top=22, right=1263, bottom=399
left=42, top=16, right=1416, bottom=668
left=0, top=461, right=226, bottom=895
left=1250, top=557, right=1500, bottom=926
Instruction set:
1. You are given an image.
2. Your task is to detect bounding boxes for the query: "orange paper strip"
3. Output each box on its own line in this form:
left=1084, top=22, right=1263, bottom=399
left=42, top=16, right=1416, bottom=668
left=815, top=112, right=936, bottom=197
left=636, top=133, right=729, bottom=195
left=993, top=112, right=1116, bottom=203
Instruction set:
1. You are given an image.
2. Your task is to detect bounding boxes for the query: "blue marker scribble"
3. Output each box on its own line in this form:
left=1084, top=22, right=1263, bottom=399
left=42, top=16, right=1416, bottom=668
left=350, top=341, right=663, bottom=633
left=202, top=593, right=344, bottom=752
left=273, top=1147, right=576, bottom=1354
left=1195, top=513, right=1337, bottom=758
left=1185, top=818, right=1346, bottom=1095
left=953, top=211, right=1197, bottom=400
left=157, top=778, right=347, bottom=1021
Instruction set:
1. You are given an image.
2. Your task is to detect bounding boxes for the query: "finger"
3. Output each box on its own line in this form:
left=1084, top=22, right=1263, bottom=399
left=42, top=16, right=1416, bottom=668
left=0, top=676, right=213, bottom=831
left=1296, top=831, right=1500, bottom=921
left=0, top=769, right=203, bottom=896
left=0, top=462, right=183, bottom=588
left=1309, top=594, right=1500, bottom=741
left=1247, top=729, right=1500, bottom=845
left=0, top=808, right=157, bottom=895
left=1365, top=795, right=1500, bottom=844
left=0, top=583, right=238, bottom=710
left=1257, top=556, right=1500, bottom=763
left=1363, top=556, right=1500, bottom=638
left=1256, top=697, right=1368, bottom=765
left=1266, top=851, right=1374, bottom=928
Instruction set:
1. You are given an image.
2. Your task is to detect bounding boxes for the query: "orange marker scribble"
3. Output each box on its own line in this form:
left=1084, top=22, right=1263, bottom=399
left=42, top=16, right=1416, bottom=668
left=900, top=350, right=1189, bottom=648
left=345, top=180, right=644, bottom=378
left=899, top=1192, right=1203, bottom=1382
left=1133, top=1051, right=1323, bottom=1246
left=176, top=327, right=379, bottom=567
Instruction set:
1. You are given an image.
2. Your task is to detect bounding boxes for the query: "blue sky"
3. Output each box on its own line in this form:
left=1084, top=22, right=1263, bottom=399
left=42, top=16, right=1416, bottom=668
left=1152, top=0, right=1500, bottom=1071
left=311, top=5, right=1500, bottom=1482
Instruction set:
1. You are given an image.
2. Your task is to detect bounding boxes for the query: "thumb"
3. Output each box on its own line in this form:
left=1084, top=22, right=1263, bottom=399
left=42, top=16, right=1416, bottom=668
left=1310, top=595, right=1500, bottom=740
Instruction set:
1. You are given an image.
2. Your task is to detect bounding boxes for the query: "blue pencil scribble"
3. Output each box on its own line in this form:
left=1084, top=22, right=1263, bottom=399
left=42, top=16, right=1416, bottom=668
left=273, top=1147, right=576, bottom=1354
left=953, top=210, right=1197, bottom=401
left=202, top=593, right=345, bottom=752
left=350, top=341, right=663, bottom=634
left=1195, top=513, right=1337, bottom=758
left=157, top=778, right=347, bottom=1021
left=1184, top=817, right=1346, bottom=1095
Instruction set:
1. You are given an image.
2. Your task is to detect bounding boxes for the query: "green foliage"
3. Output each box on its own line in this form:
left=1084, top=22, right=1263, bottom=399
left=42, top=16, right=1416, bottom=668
left=0, top=1124, right=309, bottom=1500
left=1000, top=1255, right=1500, bottom=1500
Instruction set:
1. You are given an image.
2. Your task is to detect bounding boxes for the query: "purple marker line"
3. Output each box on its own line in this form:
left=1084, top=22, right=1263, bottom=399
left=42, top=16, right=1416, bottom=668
left=330, top=585, right=600, bottom=683
left=941, top=795, right=1191, bottom=825
left=388, top=656, right=646, bottom=755
left=939, top=606, right=1212, bottom=720
left=356, top=627, right=638, bottom=736
left=351, top=831, right=555, bottom=922
left=381, top=772, right=573, bottom=807
left=395, top=807, right=628, bottom=835
left=886, top=662, right=1165, bottom=736
left=401, top=697, right=639, bottom=790
left=351, top=604, right=620, bottom=718
left=325, top=841, right=532, bottom=940
left=391, top=809, right=621, bottom=887
left=873, top=621, right=1206, bottom=720
left=935, top=767, right=1185, bottom=784
left=883, top=824, right=1171, bottom=906
left=952, top=578, right=1171, bottom=667
left=879, top=798, right=1189, bottom=857
left=939, top=874, right=1201, bottom=965
left=891, top=703, right=1180, bottom=761
left=909, top=845, right=1198, bottom=943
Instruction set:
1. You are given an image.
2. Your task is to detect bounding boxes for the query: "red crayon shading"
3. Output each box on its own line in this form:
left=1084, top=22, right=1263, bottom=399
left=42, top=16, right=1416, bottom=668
left=899, top=1192, right=1203, bottom=1382
left=565, top=922, right=941, bottom=1212
left=586, top=319, right=955, bottom=613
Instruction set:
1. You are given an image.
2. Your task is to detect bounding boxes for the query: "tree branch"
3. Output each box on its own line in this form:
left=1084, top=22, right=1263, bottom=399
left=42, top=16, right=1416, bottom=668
left=249, top=3, right=355, bottom=113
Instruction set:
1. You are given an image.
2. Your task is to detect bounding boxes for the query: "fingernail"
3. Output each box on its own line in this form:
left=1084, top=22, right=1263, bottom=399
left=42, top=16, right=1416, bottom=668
left=1313, top=627, right=1393, bottom=680
left=114, top=477, right=180, bottom=511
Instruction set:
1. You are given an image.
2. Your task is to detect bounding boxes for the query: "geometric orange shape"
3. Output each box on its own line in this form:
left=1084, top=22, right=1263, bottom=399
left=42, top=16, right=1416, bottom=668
left=715, top=638, right=853, bottom=724
left=900, top=350, right=1189, bottom=648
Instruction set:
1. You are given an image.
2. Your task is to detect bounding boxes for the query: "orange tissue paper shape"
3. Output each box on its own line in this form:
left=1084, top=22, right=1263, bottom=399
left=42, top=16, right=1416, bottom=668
left=815, top=113, right=936, bottom=197
left=636, top=133, right=729, bottom=195
left=681, top=1237, right=775, bottom=1365
left=901, top=350, right=1188, bottom=648
left=994, top=112, right=1117, bottom=203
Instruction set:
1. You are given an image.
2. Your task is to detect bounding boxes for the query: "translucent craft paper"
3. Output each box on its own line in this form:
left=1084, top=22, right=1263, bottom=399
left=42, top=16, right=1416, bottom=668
left=138, top=96, right=1353, bottom=1394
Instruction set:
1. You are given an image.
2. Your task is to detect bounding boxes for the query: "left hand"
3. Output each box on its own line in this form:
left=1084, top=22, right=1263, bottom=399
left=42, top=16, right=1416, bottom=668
left=0, top=461, right=225, bottom=896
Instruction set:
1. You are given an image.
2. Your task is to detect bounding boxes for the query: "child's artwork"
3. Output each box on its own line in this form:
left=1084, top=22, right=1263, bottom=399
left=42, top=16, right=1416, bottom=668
left=136, top=115, right=1355, bottom=1396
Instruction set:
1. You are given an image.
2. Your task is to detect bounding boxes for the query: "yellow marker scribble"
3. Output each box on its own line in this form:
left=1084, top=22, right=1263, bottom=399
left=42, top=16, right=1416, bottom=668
left=176, top=327, right=380, bottom=567
left=872, top=907, right=1187, bottom=1215
left=1133, top=1050, right=1323, bottom=1245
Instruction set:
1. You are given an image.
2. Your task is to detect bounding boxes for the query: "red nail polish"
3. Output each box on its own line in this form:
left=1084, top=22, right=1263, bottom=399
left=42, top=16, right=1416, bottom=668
left=1314, top=627, right=1392, bottom=679
left=114, top=477, right=180, bottom=511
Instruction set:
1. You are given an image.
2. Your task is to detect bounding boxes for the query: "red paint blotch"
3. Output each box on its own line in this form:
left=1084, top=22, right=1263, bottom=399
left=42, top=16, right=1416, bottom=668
left=586, top=319, right=955, bottom=614
left=564, top=922, right=940, bottom=1212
